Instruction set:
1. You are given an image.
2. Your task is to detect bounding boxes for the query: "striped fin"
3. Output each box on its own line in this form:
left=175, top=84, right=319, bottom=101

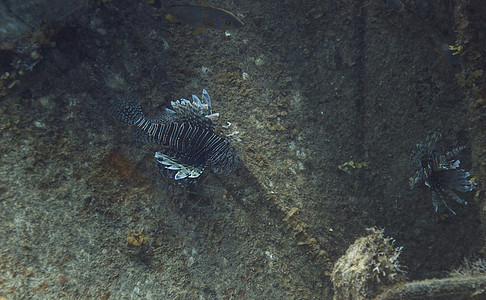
left=219, top=121, right=241, bottom=142
left=155, top=151, right=204, bottom=180
left=169, top=89, right=219, bottom=127
left=444, top=144, right=468, bottom=160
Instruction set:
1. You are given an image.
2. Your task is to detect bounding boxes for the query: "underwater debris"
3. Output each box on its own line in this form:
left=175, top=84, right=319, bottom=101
left=377, top=257, right=486, bottom=299
left=409, top=131, right=476, bottom=214
left=331, top=227, right=405, bottom=299
left=127, top=230, right=147, bottom=246
left=113, top=89, right=240, bottom=186
left=337, top=160, right=369, bottom=174
left=163, top=4, right=244, bottom=34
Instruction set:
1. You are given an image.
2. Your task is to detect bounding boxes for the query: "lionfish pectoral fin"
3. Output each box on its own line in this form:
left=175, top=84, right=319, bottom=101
left=155, top=151, right=204, bottom=181
left=444, top=189, right=468, bottom=205
left=188, top=170, right=202, bottom=178
left=166, top=165, right=183, bottom=170
left=175, top=170, right=189, bottom=180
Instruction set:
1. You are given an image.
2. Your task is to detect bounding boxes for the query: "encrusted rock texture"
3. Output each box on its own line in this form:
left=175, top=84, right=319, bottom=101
left=0, top=0, right=484, bottom=298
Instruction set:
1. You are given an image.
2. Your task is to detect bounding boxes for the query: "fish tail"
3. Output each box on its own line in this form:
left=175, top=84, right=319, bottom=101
left=112, top=96, right=145, bottom=125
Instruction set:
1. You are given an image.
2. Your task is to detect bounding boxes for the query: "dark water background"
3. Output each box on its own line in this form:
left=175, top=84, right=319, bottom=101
left=0, top=0, right=485, bottom=298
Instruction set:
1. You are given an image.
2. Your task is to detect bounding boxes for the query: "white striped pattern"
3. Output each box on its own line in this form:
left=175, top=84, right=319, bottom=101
left=134, top=116, right=231, bottom=166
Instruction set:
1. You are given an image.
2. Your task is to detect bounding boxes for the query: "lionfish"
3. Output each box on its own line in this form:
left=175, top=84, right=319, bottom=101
left=409, top=131, right=476, bottom=214
left=113, top=89, right=240, bottom=185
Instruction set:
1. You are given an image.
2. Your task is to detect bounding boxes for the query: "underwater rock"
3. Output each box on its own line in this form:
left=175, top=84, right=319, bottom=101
left=331, top=228, right=405, bottom=300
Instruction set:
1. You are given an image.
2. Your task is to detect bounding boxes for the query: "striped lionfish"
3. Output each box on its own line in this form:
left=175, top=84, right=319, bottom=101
left=113, top=89, right=240, bottom=185
left=409, top=131, right=476, bottom=214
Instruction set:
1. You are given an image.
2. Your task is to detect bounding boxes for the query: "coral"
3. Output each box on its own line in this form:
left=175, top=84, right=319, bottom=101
left=450, top=257, right=486, bottom=277
left=331, top=228, right=405, bottom=300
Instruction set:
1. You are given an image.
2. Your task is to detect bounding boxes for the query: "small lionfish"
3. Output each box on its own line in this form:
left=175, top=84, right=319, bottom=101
left=113, top=90, right=240, bottom=185
left=409, top=131, right=476, bottom=214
